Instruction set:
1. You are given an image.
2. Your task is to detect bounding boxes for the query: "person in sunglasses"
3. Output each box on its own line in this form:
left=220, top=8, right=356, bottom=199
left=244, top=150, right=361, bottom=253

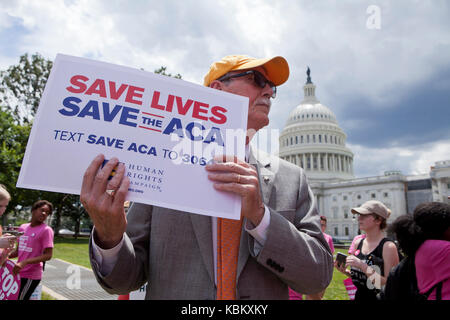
left=85, top=55, right=333, bottom=300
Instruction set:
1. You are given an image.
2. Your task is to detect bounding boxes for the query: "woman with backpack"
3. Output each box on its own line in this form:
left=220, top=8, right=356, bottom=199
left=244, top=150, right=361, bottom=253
left=335, top=200, right=400, bottom=301
left=385, top=201, right=450, bottom=300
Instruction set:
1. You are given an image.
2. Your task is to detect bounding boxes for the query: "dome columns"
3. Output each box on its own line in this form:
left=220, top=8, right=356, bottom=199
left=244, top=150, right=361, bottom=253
left=282, top=152, right=354, bottom=175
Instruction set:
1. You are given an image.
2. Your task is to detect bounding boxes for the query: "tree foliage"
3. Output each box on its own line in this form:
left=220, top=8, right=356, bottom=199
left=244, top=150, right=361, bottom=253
left=0, top=106, right=87, bottom=232
left=0, top=53, right=52, bottom=124
left=0, top=54, right=81, bottom=233
left=0, top=107, right=32, bottom=212
left=154, top=66, right=182, bottom=79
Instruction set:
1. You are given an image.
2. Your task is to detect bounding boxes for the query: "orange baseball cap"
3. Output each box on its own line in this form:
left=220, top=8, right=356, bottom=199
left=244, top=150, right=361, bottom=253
left=203, top=54, right=290, bottom=87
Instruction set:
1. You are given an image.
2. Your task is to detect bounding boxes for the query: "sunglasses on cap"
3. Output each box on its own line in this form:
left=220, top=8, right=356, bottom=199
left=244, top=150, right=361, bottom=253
left=217, top=70, right=277, bottom=98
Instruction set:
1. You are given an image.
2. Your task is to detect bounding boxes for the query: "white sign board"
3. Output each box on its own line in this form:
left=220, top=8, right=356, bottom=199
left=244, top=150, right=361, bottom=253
left=129, top=284, right=147, bottom=300
left=17, top=54, right=248, bottom=219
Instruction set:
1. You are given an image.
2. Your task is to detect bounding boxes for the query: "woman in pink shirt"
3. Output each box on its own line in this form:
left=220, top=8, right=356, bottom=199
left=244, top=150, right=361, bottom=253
left=8, top=200, right=54, bottom=300
left=388, top=202, right=450, bottom=300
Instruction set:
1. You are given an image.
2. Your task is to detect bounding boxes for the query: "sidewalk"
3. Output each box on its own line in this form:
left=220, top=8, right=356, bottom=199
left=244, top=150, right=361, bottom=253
left=41, top=258, right=118, bottom=300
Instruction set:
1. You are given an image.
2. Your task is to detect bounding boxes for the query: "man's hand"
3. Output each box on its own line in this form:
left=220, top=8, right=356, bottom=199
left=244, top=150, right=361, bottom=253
left=80, top=154, right=130, bottom=249
left=205, top=156, right=264, bottom=226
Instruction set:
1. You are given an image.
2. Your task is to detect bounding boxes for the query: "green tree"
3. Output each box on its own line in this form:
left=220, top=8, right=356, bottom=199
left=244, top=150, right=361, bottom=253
left=0, top=106, right=75, bottom=230
left=0, top=53, right=73, bottom=232
left=154, top=66, right=182, bottom=79
left=0, top=53, right=52, bottom=124
left=60, top=196, right=90, bottom=239
left=0, top=107, right=32, bottom=222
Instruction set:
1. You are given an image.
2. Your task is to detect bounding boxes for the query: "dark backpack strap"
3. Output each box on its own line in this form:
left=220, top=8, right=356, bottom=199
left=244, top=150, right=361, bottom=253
left=424, top=281, right=443, bottom=300
left=436, top=282, right=443, bottom=300
left=356, top=237, right=364, bottom=251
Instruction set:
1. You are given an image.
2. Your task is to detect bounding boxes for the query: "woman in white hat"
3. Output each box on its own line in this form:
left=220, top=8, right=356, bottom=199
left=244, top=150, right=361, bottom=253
left=335, top=200, right=400, bottom=301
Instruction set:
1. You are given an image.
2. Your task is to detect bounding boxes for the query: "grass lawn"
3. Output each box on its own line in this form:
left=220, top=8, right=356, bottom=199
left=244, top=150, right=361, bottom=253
left=42, top=291, right=57, bottom=300
left=53, top=236, right=91, bottom=269
left=51, top=237, right=350, bottom=300
left=323, top=248, right=350, bottom=300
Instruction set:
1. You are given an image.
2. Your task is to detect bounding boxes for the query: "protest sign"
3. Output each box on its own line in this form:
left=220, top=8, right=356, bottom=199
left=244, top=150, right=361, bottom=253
left=17, top=54, right=248, bottom=219
left=343, top=277, right=357, bottom=300
left=0, top=260, right=20, bottom=300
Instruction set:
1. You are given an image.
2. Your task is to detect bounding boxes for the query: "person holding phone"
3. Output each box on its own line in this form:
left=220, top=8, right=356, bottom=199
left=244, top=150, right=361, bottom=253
left=334, top=200, right=399, bottom=301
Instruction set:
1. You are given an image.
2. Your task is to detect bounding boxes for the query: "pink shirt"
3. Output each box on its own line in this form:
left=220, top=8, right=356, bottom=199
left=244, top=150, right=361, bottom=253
left=323, top=233, right=335, bottom=254
left=415, top=240, right=450, bottom=300
left=348, top=234, right=366, bottom=255
left=18, top=223, right=54, bottom=280
left=288, top=287, right=303, bottom=300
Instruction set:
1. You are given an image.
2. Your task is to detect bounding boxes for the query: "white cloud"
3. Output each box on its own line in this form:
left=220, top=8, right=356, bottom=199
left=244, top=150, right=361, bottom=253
left=409, top=141, right=450, bottom=175
left=348, top=139, right=450, bottom=177
left=267, top=1, right=450, bottom=111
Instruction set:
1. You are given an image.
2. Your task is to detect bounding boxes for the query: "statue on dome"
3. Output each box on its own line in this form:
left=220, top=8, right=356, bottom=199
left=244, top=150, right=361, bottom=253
left=306, top=66, right=312, bottom=84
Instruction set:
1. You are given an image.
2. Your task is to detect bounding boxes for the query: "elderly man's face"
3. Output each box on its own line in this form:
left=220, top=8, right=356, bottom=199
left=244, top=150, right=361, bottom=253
left=211, top=66, right=274, bottom=133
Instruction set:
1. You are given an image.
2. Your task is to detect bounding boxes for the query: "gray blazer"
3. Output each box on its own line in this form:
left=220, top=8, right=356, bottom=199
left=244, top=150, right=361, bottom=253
left=89, top=148, right=333, bottom=299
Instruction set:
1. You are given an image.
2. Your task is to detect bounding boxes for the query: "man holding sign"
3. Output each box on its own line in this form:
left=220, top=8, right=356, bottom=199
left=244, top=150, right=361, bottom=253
left=83, top=55, right=333, bottom=299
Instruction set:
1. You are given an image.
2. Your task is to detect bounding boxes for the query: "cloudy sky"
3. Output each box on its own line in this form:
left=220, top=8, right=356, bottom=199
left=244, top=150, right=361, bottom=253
left=1, top=0, right=449, bottom=178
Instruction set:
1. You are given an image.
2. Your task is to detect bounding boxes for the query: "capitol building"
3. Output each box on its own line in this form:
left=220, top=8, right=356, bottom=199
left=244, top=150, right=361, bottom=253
left=278, top=69, right=450, bottom=240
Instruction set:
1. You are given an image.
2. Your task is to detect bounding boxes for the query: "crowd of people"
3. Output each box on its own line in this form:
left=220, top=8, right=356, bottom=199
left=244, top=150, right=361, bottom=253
left=288, top=199, right=450, bottom=301
left=1, top=53, right=449, bottom=301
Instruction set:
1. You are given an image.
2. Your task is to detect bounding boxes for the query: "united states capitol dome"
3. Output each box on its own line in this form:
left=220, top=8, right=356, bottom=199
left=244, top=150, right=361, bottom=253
left=279, top=68, right=354, bottom=182
left=286, top=102, right=337, bottom=125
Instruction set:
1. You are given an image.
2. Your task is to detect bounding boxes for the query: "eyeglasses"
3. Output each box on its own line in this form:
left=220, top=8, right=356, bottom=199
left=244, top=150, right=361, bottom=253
left=218, top=70, right=277, bottom=98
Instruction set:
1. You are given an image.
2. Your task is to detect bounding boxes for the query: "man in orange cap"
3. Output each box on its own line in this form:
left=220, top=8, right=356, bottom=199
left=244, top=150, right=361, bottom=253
left=204, top=55, right=289, bottom=143
left=84, top=54, right=333, bottom=299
